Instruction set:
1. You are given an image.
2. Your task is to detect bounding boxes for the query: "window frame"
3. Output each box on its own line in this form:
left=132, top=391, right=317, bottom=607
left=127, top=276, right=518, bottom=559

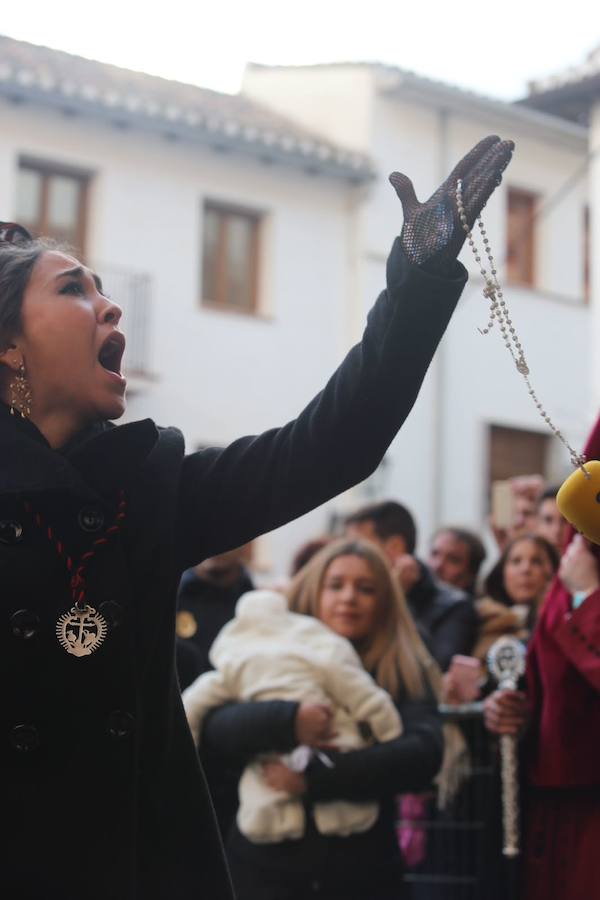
left=486, top=423, right=550, bottom=512
left=200, top=200, right=261, bottom=316
left=16, top=156, right=91, bottom=256
left=506, top=187, right=538, bottom=288
left=583, top=204, right=591, bottom=305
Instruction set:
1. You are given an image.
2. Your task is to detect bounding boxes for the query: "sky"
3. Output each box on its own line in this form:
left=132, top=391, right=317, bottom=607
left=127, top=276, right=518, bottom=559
left=1, top=1, right=598, bottom=100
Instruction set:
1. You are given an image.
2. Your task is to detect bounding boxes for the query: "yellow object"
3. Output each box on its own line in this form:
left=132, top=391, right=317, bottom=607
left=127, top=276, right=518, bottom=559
left=176, top=610, right=198, bottom=639
left=557, top=460, right=600, bottom=545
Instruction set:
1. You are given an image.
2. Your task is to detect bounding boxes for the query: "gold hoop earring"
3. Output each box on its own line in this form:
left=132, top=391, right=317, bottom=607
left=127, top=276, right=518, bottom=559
left=9, top=363, right=32, bottom=419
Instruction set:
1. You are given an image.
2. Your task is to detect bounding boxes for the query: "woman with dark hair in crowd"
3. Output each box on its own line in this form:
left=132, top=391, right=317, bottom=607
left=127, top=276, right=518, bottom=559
left=442, top=534, right=558, bottom=705
left=0, top=134, right=512, bottom=899
left=472, top=534, right=558, bottom=682
left=200, top=538, right=451, bottom=900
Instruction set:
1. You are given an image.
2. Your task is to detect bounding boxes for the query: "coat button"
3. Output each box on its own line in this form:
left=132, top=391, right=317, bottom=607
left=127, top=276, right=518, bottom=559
left=10, top=724, right=40, bottom=752
left=107, top=710, right=135, bottom=739
left=10, top=609, right=41, bottom=640
left=78, top=507, right=105, bottom=532
left=99, top=601, right=124, bottom=630
left=0, top=520, right=24, bottom=544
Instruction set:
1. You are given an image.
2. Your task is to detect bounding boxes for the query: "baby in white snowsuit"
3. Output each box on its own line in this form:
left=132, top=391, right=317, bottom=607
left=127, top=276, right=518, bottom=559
left=182, top=589, right=402, bottom=844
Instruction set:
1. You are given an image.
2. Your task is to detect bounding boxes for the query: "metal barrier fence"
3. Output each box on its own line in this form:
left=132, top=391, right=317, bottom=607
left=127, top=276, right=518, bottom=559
left=400, top=704, right=516, bottom=900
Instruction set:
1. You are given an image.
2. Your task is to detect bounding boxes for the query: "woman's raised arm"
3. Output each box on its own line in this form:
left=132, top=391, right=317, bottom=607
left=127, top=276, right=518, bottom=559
left=175, top=138, right=514, bottom=569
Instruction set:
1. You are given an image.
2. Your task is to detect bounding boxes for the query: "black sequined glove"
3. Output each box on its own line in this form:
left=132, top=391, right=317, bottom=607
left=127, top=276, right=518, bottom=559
left=389, top=135, right=514, bottom=276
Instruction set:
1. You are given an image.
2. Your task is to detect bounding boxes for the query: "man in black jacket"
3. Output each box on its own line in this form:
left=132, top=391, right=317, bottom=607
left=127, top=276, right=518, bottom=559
left=176, top=545, right=255, bottom=689
left=345, top=501, right=477, bottom=671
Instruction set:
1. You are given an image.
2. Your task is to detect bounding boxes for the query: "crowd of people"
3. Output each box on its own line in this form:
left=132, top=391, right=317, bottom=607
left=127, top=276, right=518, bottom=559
left=175, top=474, right=597, bottom=899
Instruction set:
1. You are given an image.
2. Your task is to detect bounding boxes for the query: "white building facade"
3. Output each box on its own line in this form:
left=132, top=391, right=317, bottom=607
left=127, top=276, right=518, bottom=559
left=0, top=36, right=594, bottom=574
left=523, top=46, right=600, bottom=413
left=245, top=63, right=594, bottom=562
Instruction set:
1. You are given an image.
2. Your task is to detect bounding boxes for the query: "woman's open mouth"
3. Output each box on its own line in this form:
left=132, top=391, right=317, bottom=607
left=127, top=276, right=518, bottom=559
left=98, top=332, right=126, bottom=382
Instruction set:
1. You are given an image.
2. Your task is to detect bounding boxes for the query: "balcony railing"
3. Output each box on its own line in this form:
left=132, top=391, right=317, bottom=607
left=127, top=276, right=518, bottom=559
left=94, top=262, right=152, bottom=376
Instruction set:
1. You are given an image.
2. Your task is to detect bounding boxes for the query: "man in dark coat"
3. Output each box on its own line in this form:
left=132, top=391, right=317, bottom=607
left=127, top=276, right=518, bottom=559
left=428, top=525, right=486, bottom=596
left=1, top=136, right=513, bottom=899
left=176, top=547, right=255, bottom=690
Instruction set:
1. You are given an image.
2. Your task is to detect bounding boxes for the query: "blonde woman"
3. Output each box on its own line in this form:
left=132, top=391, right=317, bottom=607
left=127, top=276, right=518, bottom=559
left=200, top=539, right=452, bottom=900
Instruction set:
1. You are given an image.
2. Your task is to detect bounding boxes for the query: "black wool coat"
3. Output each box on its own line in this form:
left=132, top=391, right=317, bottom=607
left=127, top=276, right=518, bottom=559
left=201, top=690, right=443, bottom=900
left=1, top=242, right=466, bottom=900
left=407, top=561, right=477, bottom=671
left=175, top=565, right=256, bottom=689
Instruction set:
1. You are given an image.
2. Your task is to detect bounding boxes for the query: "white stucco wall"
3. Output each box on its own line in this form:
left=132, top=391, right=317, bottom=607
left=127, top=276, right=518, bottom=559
left=242, top=65, right=375, bottom=155
left=589, top=103, right=600, bottom=411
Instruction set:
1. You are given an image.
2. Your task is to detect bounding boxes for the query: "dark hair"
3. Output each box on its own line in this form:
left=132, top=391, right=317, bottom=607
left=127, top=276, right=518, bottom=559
left=537, top=485, right=560, bottom=507
left=345, top=500, right=417, bottom=554
left=431, top=526, right=487, bottom=578
left=484, top=533, right=559, bottom=606
left=290, top=536, right=332, bottom=576
left=0, top=238, right=54, bottom=350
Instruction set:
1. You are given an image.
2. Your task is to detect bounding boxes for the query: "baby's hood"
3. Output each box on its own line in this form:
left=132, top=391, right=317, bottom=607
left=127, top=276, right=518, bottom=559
left=235, top=589, right=289, bottom=619
left=209, top=589, right=290, bottom=668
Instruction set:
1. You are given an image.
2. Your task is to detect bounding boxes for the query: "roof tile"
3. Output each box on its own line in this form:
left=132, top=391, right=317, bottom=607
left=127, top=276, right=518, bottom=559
left=0, top=34, right=374, bottom=181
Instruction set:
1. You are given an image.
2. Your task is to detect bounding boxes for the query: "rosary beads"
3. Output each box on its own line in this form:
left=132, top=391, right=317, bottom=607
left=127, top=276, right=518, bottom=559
left=455, top=179, right=587, bottom=475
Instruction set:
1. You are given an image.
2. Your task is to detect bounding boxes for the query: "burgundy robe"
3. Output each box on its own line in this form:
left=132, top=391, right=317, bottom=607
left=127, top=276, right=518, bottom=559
left=523, top=415, right=600, bottom=899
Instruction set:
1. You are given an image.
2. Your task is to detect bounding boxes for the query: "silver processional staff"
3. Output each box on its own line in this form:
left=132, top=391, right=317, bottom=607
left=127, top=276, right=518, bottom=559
left=487, top=635, right=527, bottom=858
